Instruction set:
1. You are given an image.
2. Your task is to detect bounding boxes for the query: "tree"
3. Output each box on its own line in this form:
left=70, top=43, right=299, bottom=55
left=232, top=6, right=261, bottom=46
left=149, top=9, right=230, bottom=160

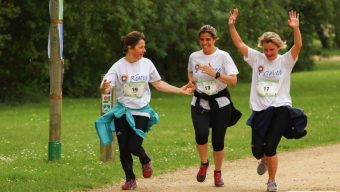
left=2, top=0, right=332, bottom=103
left=333, top=0, right=340, bottom=48
left=0, top=1, right=49, bottom=103
left=62, top=0, right=156, bottom=97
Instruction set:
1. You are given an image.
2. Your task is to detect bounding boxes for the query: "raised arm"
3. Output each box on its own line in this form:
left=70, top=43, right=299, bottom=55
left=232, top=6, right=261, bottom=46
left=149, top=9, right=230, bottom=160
left=228, top=8, right=248, bottom=57
left=288, top=10, right=302, bottom=60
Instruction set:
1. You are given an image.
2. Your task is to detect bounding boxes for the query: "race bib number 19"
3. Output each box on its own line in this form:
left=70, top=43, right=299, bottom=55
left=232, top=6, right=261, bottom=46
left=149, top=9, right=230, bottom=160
left=256, top=80, right=278, bottom=97
left=123, top=82, right=145, bottom=98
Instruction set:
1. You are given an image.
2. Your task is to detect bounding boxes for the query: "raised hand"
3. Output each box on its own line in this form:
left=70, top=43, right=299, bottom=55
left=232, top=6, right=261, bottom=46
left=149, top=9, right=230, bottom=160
left=288, top=10, right=299, bottom=29
left=228, top=8, right=238, bottom=26
left=100, top=79, right=112, bottom=93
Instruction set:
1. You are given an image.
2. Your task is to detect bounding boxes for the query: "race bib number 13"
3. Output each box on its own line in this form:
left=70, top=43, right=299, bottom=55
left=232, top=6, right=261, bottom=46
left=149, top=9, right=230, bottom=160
left=123, top=82, right=146, bottom=98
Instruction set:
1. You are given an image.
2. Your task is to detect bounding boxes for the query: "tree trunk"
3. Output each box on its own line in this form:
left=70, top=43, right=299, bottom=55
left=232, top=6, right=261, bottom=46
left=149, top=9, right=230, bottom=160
left=316, top=25, right=330, bottom=49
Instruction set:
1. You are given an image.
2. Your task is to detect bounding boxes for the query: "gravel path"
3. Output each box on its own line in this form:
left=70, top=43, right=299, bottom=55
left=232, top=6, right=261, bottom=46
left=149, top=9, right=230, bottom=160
left=89, top=144, right=340, bottom=192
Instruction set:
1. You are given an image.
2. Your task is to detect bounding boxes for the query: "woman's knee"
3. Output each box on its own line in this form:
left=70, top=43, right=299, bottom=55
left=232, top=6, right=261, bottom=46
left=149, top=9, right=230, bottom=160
left=252, top=146, right=264, bottom=159
left=127, top=142, right=143, bottom=156
left=196, top=135, right=208, bottom=145
left=264, top=148, right=277, bottom=157
left=213, top=145, right=224, bottom=152
left=212, top=140, right=224, bottom=151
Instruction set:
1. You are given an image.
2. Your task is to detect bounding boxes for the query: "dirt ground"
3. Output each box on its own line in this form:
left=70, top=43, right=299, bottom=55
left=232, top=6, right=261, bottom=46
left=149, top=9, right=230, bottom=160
left=89, top=144, right=340, bottom=192
left=314, top=55, right=340, bottom=62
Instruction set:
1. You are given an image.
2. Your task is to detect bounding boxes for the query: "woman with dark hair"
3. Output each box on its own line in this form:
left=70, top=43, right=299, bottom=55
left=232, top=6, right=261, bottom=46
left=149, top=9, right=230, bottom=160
left=188, top=25, right=241, bottom=187
left=96, top=31, right=193, bottom=190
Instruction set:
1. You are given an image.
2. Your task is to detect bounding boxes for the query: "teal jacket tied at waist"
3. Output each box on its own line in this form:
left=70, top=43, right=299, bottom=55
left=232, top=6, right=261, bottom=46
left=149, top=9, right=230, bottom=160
left=95, top=102, right=159, bottom=145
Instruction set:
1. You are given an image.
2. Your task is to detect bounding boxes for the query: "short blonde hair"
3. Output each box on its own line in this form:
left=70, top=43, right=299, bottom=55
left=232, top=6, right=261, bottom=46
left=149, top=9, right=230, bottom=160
left=257, top=32, right=287, bottom=49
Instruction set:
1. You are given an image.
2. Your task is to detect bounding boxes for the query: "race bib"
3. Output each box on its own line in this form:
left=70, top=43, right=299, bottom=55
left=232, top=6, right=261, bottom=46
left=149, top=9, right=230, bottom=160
left=123, top=82, right=146, bottom=98
left=197, top=80, right=218, bottom=95
left=256, top=80, right=278, bottom=97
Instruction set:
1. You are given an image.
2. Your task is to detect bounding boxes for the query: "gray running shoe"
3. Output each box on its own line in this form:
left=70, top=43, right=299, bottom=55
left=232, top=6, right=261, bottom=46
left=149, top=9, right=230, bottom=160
left=257, top=159, right=267, bottom=175
left=267, top=180, right=278, bottom=192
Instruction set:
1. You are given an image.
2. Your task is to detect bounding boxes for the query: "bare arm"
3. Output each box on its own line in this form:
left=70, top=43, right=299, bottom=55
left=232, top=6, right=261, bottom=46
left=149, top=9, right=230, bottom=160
left=188, top=71, right=194, bottom=82
left=219, top=74, right=237, bottom=86
left=151, top=80, right=193, bottom=95
left=228, top=8, right=248, bottom=57
left=288, top=10, right=302, bottom=60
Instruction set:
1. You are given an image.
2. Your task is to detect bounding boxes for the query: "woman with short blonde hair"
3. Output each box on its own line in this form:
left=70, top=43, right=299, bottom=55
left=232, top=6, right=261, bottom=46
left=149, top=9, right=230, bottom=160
left=228, top=8, right=306, bottom=192
left=257, top=31, right=287, bottom=49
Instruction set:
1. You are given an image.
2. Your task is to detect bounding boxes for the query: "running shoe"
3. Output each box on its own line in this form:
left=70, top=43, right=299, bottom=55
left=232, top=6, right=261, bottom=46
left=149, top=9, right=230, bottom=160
left=267, top=180, right=278, bottom=192
left=214, top=170, right=224, bottom=187
left=257, top=159, right=267, bottom=175
left=196, top=161, right=209, bottom=182
left=142, top=161, right=153, bottom=178
left=121, top=179, right=137, bottom=190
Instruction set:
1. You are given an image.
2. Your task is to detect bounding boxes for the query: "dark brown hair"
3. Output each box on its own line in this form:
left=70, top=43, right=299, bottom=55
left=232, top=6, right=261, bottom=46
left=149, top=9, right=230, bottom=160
left=121, top=31, right=145, bottom=53
left=198, top=25, right=218, bottom=39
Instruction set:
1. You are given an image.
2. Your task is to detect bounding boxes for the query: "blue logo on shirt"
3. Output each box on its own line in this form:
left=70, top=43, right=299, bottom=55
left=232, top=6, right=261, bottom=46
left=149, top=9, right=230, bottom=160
left=130, top=74, right=147, bottom=82
left=262, top=69, right=282, bottom=78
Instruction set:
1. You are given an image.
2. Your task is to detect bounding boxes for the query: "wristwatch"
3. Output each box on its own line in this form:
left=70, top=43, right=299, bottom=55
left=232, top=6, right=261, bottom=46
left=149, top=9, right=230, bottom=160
left=215, top=72, right=221, bottom=79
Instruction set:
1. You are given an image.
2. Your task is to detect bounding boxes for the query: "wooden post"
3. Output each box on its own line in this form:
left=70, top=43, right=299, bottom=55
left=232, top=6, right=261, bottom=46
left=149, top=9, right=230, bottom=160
left=99, top=76, right=116, bottom=162
left=48, top=0, right=63, bottom=161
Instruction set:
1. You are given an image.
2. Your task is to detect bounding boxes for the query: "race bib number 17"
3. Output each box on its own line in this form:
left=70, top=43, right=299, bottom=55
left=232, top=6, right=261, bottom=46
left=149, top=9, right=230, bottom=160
left=256, top=80, right=278, bottom=97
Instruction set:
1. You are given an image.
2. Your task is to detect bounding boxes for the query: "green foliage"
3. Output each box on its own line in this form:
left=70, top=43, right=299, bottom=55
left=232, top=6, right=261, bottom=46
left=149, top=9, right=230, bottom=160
left=1, top=1, right=339, bottom=103
left=333, top=0, right=340, bottom=47
left=0, top=1, right=49, bottom=103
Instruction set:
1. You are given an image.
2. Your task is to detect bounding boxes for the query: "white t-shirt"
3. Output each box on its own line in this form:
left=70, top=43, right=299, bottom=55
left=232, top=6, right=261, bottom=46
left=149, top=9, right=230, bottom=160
left=244, top=47, right=297, bottom=111
left=188, top=48, right=239, bottom=110
left=101, top=57, right=161, bottom=111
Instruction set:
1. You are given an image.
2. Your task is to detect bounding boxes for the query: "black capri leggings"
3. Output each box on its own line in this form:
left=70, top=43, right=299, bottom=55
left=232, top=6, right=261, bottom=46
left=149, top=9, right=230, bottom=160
left=191, top=105, right=231, bottom=151
left=251, top=106, right=290, bottom=159
left=114, top=115, right=150, bottom=181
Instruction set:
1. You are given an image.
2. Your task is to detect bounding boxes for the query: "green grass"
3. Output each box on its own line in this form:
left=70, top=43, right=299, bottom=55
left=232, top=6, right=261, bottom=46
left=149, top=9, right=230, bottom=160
left=314, top=60, right=340, bottom=71
left=1, top=59, right=340, bottom=192
left=318, top=48, right=340, bottom=57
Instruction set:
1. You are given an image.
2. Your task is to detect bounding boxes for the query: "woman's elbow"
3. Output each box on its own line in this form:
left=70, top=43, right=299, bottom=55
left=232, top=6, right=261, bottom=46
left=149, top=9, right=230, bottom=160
left=296, top=42, right=302, bottom=50
left=229, top=79, right=237, bottom=87
left=226, top=77, right=237, bottom=87
left=294, top=41, right=302, bottom=50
